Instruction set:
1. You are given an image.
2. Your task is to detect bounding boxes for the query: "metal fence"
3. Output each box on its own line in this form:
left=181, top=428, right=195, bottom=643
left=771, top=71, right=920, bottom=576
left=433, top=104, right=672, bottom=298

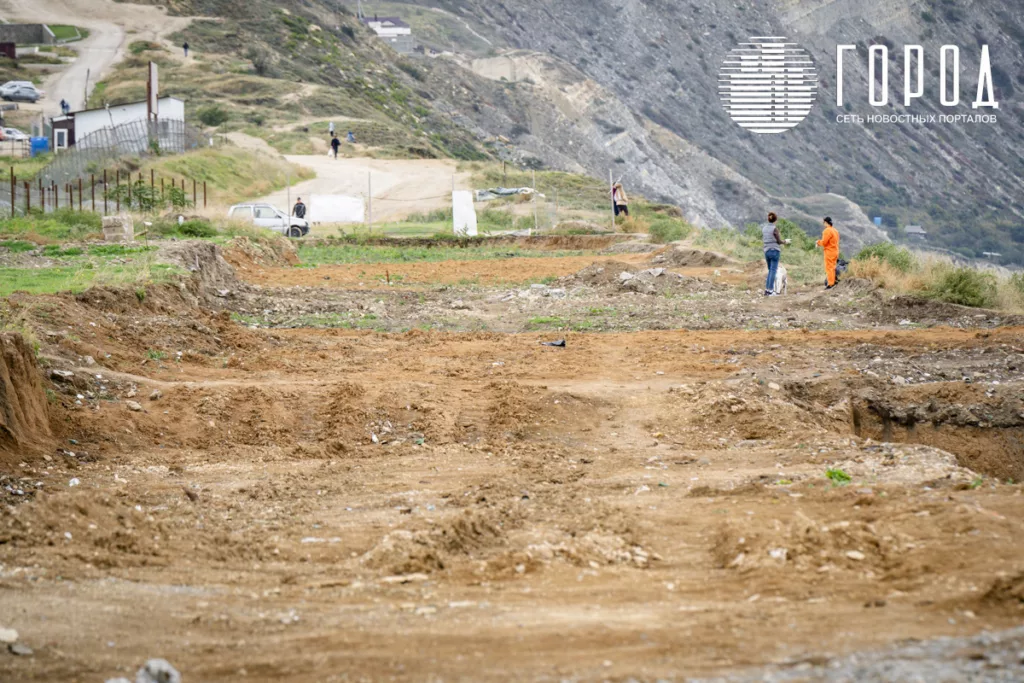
left=40, top=119, right=206, bottom=191
left=1, top=168, right=209, bottom=217
left=0, top=139, right=31, bottom=159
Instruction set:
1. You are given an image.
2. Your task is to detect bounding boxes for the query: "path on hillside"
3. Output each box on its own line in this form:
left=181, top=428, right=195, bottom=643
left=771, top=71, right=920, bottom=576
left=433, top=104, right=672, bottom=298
left=254, top=155, right=473, bottom=223
left=0, top=0, right=191, bottom=116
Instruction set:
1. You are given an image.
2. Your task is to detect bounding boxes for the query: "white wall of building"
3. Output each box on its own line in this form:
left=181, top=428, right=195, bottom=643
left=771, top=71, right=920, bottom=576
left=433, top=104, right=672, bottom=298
left=75, top=97, right=184, bottom=140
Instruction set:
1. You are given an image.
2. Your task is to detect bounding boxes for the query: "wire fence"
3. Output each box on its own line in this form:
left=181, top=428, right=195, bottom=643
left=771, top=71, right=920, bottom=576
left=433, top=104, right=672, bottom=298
left=0, top=140, right=31, bottom=159
left=1, top=167, right=209, bottom=217
left=42, top=119, right=207, bottom=189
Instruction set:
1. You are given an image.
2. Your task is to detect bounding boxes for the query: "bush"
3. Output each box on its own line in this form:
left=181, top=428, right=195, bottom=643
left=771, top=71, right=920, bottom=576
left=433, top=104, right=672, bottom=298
left=856, top=242, right=916, bottom=273
left=198, top=105, right=230, bottom=127
left=178, top=219, right=217, bottom=238
left=648, top=218, right=690, bottom=244
left=52, top=208, right=102, bottom=230
left=926, top=267, right=998, bottom=308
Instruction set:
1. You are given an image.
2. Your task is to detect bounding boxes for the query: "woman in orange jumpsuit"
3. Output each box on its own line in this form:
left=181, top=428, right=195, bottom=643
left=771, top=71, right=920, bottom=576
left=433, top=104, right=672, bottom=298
left=816, top=217, right=840, bottom=289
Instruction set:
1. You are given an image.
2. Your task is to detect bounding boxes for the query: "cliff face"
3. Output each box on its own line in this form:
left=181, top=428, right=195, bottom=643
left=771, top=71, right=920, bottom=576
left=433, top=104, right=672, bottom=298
left=410, top=0, right=1024, bottom=260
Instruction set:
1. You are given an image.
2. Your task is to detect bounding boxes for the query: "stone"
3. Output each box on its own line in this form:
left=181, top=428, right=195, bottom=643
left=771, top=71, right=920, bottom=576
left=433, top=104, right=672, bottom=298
left=149, top=389, right=162, bottom=401
left=768, top=382, right=781, bottom=391
left=126, top=401, right=143, bottom=412
left=892, top=376, right=908, bottom=386
left=51, top=369, right=75, bottom=382
left=136, top=658, right=181, bottom=683
left=83, top=355, right=96, bottom=366
left=0, top=627, right=17, bottom=644
left=9, top=643, right=32, bottom=656
left=102, top=215, right=135, bottom=243
left=846, top=550, right=866, bottom=561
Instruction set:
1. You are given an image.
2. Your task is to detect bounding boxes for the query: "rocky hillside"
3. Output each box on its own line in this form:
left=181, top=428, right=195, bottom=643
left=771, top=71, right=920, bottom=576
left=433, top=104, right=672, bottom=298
left=390, top=0, right=1024, bottom=262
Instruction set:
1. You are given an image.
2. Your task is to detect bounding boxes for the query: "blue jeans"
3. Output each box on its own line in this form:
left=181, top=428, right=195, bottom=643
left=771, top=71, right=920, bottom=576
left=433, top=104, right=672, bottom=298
left=765, top=249, right=780, bottom=292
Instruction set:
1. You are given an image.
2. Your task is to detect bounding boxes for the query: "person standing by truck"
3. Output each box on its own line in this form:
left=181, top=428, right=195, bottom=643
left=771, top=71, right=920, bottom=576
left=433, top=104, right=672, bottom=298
left=293, top=197, right=306, bottom=220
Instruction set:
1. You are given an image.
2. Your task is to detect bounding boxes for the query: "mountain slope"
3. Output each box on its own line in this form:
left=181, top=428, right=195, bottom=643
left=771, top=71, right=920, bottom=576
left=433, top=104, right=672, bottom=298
left=392, top=0, right=1024, bottom=262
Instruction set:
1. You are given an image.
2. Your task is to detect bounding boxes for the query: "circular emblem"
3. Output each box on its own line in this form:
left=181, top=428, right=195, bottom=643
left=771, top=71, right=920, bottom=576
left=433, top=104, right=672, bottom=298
left=719, top=37, right=818, bottom=134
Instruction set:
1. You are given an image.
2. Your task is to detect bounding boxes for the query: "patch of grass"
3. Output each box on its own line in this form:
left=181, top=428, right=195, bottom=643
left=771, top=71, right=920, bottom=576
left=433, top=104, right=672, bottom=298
left=925, top=267, right=998, bottom=308
left=41, top=245, right=84, bottom=257
left=89, top=244, right=157, bottom=256
left=825, top=468, right=851, bottom=486
left=0, top=240, right=35, bottom=253
left=525, top=316, right=567, bottom=330
left=143, top=147, right=313, bottom=206
left=48, top=25, right=86, bottom=41
left=146, top=349, right=167, bottom=361
left=856, top=242, right=916, bottom=273
left=649, top=218, right=692, bottom=244
left=0, top=210, right=101, bottom=241
left=0, top=154, right=55, bottom=182
left=298, top=243, right=585, bottom=265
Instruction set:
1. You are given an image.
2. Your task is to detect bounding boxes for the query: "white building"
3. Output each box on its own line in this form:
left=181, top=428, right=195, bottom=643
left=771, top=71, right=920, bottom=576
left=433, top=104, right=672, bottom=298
left=362, top=16, right=414, bottom=54
left=50, top=96, right=185, bottom=151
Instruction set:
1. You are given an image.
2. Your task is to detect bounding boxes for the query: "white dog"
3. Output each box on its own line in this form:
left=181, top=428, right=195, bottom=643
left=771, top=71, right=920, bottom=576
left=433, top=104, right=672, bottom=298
left=770, top=264, right=788, bottom=296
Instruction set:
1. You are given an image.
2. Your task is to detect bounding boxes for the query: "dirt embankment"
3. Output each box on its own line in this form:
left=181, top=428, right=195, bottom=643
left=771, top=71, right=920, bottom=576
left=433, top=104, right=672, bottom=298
left=0, top=333, right=52, bottom=465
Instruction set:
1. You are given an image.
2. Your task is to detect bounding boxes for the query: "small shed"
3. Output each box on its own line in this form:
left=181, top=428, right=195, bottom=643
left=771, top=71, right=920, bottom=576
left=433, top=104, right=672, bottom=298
left=905, top=225, right=927, bottom=240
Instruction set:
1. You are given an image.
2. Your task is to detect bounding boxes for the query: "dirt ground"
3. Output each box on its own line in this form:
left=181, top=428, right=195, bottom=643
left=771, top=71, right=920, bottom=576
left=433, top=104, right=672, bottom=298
left=253, top=157, right=470, bottom=223
left=1, top=237, right=1023, bottom=682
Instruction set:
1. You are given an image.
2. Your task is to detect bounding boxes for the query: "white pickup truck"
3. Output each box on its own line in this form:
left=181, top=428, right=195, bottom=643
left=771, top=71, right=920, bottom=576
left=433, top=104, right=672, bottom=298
left=227, top=203, right=309, bottom=238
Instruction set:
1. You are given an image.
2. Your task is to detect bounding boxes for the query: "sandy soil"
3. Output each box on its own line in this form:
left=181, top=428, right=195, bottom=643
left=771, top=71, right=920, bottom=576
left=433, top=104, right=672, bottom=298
left=1, top=239, right=1022, bottom=682
left=253, top=157, right=471, bottom=223
left=0, top=0, right=191, bottom=115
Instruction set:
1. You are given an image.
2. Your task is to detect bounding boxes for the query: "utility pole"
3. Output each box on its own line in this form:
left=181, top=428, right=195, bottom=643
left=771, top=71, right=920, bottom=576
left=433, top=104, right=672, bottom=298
left=609, top=168, right=615, bottom=233
left=532, top=169, right=538, bottom=234
left=357, top=0, right=365, bottom=20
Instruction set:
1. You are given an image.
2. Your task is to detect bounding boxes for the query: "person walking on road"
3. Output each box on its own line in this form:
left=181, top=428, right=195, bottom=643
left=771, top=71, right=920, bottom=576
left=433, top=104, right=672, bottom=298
left=60, top=99, right=70, bottom=115
left=293, top=197, right=306, bottom=219
left=330, top=134, right=341, bottom=159
left=762, top=212, right=789, bottom=296
left=182, top=41, right=190, bottom=58
left=817, top=216, right=841, bottom=290
left=612, top=182, right=629, bottom=217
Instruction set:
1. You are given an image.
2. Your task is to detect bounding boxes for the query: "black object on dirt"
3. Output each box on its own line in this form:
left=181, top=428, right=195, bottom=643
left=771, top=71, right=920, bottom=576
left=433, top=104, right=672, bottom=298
left=541, top=340, right=567, bottom=348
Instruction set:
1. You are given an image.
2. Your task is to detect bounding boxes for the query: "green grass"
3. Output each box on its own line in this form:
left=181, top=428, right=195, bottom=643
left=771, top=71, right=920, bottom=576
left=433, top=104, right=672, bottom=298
left=0, top=240, right=36, bottom=253
left=825, top=468, right=851, bottom=486
left=0, top=260, right=183, bottom=297
left=1, top=154, right=54, bottom=182
left=0, top=210, right=102, bottom=241
left=297, top=244, right=586, bottom=265
left=856, top=242, right=916, bottom=273
left=143, top=147, right=314, bottom=206
left=47, top=25, right=88, bottom=41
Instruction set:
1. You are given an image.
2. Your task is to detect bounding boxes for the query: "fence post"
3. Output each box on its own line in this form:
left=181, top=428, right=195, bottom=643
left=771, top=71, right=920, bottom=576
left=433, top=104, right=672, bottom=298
left=41, top=185, right=45, bottom=212
left=9, top=167, right=13, bottom=218
left=192, top=178, right=196, bottom=207
left=160, top=177, right=164, bottom=201
left=24, top=181, right=29, bottom=215
left=115, top=170, right=119, bottom=213
left=150, top=169, right=154, bottom=193
left=203, top=181, right=207, bottom=208
left=127, top=175, right=132, bottom=207
left=103, top=170, right=108, bottom=214
left=91, top=174, right=96, bottom=212
left=78, top=178, right=83, bottom=212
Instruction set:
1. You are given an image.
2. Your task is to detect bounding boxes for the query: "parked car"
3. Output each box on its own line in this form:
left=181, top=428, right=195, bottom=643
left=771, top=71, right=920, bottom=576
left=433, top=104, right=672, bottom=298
left=0, top=83, right=42, bottom=103
left=2, top=127, right=28, bottom=141
left=227, top=203, right=309, bottom=238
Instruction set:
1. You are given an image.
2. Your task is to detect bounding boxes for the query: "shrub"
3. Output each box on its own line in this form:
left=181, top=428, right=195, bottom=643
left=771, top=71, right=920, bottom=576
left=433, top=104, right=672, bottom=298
left=198, top=105, right=230, bottom=127
left=856, top=242, right=916, bottom=273
left=648, top=218, right=690, bottom=244
left=926, top=267, right=998, bottom=308
left=1010, top=272, right=1024, bottom=296
left=52, top=208, right=102, bottom=230
left=178, top=219, right=217, bottom=238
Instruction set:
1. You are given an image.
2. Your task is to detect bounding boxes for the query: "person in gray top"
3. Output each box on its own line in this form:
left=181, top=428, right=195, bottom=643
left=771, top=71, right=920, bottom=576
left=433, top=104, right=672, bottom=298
left=762, top=212, right=787, bottom=296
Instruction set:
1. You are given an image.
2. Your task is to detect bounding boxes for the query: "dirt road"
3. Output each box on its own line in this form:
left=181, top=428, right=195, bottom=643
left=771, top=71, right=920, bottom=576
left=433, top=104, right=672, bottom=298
left=254, top=156, right=471, bottom=223
left=0, top=0, right=190, bottom=115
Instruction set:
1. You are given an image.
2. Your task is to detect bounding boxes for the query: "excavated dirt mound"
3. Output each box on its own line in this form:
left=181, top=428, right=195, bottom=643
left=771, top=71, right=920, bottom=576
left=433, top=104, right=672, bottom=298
left=0, top=333, right=52, bottom=465
left=564, top=260, right=721, bottom=295
left=650, top=247, right=736, bottom=268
